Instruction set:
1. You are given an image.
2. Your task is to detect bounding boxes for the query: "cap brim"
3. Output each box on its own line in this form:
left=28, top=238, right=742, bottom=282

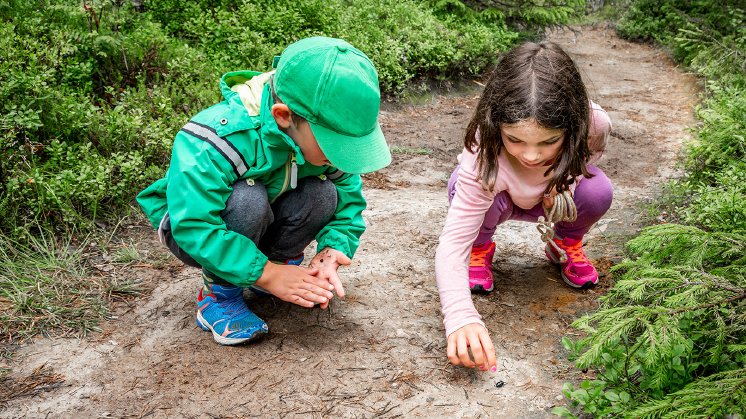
left=309, top=122, right=391, bottom=174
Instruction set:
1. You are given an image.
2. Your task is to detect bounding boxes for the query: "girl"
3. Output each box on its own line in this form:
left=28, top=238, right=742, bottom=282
left=435, top=41, right=613, bottom=371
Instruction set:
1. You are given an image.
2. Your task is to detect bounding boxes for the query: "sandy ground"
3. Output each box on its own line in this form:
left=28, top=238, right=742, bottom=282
left=1, top=26, right=699, bottom=418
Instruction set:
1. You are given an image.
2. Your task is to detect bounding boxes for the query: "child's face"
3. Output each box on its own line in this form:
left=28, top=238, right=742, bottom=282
left=271, top=103, right=331, bottom=167
left=500, top=119, right=564, bottom=168
left=286, top=119, right=331, bottom=167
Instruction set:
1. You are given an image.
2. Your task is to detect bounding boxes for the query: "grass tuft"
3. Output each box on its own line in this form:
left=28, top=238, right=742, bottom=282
left=0, top=227, right=139, bottom=342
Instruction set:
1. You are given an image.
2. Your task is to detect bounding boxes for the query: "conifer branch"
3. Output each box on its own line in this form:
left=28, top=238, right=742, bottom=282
left=669, top=291, right=746, bottom=315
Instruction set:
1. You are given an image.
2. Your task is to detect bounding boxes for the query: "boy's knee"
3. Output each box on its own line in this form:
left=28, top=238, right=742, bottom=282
left=302, top=175, right=335, bottom=194
left=297, top=176, right=337, bottom=219
left=225, top=179, right=270, bottom=211
left=222, top=179, right=273, bottom=235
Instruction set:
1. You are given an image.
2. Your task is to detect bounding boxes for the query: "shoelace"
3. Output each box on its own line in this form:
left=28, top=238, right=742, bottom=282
left=558, top=239, right=588, bottom=264
left=216, top=294, right=250, bottom=320
left=469, top=244, right=493, bottom=267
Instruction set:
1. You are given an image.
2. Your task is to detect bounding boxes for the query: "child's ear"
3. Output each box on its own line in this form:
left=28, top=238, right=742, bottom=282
left=271, top=103, right=292, bottom=129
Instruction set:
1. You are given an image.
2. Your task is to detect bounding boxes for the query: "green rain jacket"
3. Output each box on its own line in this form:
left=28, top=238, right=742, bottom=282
left=136, top=70, right=367, bottom=287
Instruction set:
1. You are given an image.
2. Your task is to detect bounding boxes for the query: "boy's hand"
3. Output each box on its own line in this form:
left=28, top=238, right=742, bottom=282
left=255, top=262, right=335, bottom=308
left=309, top=247, right=351, bottom=308
left=447, top=323, right=497, bottom=372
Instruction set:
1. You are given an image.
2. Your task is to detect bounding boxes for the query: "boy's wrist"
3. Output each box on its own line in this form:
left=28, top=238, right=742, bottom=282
left=255, top=261, right=278, bottom=288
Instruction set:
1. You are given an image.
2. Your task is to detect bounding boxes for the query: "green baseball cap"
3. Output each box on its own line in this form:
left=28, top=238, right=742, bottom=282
left=274, top=37, right=391, bottom=174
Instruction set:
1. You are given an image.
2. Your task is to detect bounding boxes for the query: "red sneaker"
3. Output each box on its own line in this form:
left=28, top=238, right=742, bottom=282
left=469, top=241, right=496, bottom=293
left=545, top=237, right=598, bottom=288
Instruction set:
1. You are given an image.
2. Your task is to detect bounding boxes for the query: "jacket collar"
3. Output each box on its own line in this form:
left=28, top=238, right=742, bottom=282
left=220, top=70, right=305, bottom=164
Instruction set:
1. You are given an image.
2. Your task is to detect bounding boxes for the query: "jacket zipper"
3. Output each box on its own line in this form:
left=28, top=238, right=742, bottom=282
left=272, top=152, right=297, bottom=203
left=290, top=153, right=298, bottom=189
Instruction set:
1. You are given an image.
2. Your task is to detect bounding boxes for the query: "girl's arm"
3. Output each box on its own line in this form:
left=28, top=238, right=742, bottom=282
left=587, top=101, right=612, bottom=165
left=435, top=148, right=496, bottom=336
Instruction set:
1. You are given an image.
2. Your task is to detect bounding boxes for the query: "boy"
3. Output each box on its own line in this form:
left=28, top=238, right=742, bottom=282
left=136, top=37, right=391, bottom=345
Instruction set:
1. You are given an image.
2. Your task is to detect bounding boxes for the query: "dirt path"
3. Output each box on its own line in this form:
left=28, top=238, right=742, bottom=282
left=2, top=27, right=698, bottom=418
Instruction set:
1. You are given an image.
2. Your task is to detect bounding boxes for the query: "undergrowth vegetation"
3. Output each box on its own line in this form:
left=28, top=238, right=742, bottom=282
left=555, top=1, right=746, bottom=417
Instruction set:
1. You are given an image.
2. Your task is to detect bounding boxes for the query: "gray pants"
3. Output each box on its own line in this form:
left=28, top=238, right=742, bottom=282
left=159, top=176, right=338, bottom=285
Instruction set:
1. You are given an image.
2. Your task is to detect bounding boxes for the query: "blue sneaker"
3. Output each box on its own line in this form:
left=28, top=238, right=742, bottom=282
left=196, top=283, right=268, bottom=345
left=250, top=254, right=304, bottom=296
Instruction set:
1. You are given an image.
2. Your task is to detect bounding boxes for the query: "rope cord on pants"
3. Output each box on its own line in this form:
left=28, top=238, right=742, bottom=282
left=536, top=190, right=577, bottom=263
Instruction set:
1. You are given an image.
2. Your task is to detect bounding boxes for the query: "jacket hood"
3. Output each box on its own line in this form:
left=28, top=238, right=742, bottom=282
left=220, top=70, right=271, bottom=117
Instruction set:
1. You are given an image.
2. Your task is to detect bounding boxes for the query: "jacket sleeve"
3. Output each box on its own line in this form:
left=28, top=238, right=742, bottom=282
left=167, top=131, right=267, bottom=286
left=315, top=169, right=366, bottom=258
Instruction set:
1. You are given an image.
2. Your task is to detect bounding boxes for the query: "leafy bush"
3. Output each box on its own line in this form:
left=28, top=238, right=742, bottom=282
left=433, top=0, right=587, bottom=27
left=146, top=0, right=522, bottom=94
left=0, top=1, right=218, bottom=232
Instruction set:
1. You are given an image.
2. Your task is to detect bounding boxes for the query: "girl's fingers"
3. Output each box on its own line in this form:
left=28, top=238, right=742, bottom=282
left=479, top=332, right=497, bottom=371
left=447, top=338, right=460, bottom=366
left=457, top=333, right=474, bottom=368
left=466, top=331, right=486, bottom=369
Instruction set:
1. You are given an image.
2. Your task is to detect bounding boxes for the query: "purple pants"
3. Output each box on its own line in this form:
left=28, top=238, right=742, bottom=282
left=448, top=165, right=613, bottom=245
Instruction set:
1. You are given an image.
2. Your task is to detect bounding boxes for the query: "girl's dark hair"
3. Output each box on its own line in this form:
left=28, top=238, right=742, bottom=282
left=464, top=41, right=592, bottom=194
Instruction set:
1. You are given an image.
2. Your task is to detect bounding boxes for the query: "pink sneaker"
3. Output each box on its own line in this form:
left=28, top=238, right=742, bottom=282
left=545, top=236, right=598, bottom=288
left=469, top=241, right=496, bottom=293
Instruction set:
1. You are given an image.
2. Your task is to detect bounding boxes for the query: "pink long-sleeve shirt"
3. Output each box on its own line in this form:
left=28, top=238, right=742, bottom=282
left=435, top=103, right=612, bottom=337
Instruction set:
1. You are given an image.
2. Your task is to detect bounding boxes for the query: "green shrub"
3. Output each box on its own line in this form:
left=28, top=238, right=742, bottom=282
left=146, top=0, right=522, bottom=94
left=0, top=1, right=218, bottom=232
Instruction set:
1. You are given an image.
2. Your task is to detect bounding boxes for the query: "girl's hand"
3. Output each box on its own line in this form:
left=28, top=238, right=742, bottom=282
left=447, top=323, right=497, bottom=372
left=309, top=247, right=351, bottom=309
left=543, top=189, right=559, bottom=209
left=542, top=188, right=572, bottom=210
left=255, top=262, right=334, bottom=308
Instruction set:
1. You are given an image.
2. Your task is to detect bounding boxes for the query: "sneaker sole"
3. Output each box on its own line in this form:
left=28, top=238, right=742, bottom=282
left=196, top=310, right=267, bottom=345
left=560, top=273, right=597, bottom=289
left=470, top=283, right=494, bottom=293
left=544, top=248, right=597, bottom=289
